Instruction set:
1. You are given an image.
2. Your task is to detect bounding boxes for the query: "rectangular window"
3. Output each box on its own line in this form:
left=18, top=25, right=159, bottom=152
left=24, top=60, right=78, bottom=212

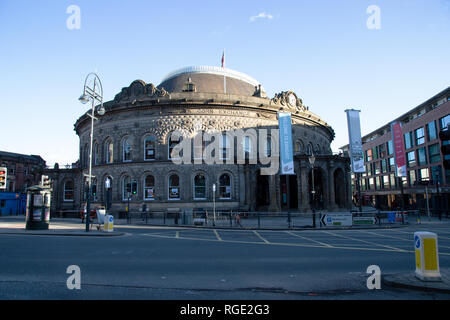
left=428, top=143, right=441, bottom=164
left=417, top=147, right=427, bottom=166
left=375, top=161, right=381, bottom=175
left=369, top=178, right=375, bottom=190
left=375, top=176, right=381, bottom=189
left=383, top=175, right=389, bottom=188
left=408, top=170, right=416, bottom=186
left=366, top=149, right=372, bottom=162
left=414, top=127, right=425, bottom=146
left=389, top=157, right=395, bottom=172
left=378, top=144, right=386, bottom=159
left=387, top=140, right=394, bottom=155
left=431, top=166, right=443, bottom=185
left=418, top=168, right=429, bottom=180
left=404, top=132, right=414, bottom=149
left=390, top=174, right=396, bottom=188
left=373, top=147, right=378, bottom=160
left=381, top=159, right=387, bottom=173
left=427, top=121, right=437, bottom=141
left=407, top=151, right=416, bottom=168
left=439, top=114, right=450, bottom=130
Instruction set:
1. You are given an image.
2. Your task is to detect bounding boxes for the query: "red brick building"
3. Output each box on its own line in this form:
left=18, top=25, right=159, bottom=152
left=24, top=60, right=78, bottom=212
left=0, top=151, right=46, bottom=193
left=341, top=87, right=450, bottom=213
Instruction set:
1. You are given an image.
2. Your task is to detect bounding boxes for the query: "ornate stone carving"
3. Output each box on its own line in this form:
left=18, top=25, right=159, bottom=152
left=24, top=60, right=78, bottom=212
left=113, top=80, right=170, bottom=102
left=271, top=91, right=306, bottom=112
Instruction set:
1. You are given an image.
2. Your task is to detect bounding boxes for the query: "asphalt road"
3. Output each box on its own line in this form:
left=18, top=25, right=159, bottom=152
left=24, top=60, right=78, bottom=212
left=1, top=220, right=450, bottom=300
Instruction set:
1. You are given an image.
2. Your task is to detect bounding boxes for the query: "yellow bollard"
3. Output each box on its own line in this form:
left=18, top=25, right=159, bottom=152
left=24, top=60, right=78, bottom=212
left=414, top=232, right=441, bottom=281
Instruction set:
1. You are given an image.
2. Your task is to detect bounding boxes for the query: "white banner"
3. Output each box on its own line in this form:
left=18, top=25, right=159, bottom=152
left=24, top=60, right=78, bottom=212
left=345, top=109, right=365, bottom=173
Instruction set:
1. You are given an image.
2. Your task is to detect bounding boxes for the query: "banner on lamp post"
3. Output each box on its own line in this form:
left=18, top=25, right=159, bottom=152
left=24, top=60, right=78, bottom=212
left=345, top=109, right=365, bottom=173
left=278, top=112, right=295, bottom=175
left=391, top=121, right=407, bottom=177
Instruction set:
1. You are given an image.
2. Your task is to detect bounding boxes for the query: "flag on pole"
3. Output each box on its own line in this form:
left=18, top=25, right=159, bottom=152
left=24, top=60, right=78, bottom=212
left=222, top=49, right=226, bottom=93
left=221, top=50, right=225, bottom=68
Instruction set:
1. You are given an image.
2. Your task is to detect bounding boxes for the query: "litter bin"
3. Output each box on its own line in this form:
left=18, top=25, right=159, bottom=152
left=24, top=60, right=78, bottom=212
left=25, top=186, right=52, bottom=230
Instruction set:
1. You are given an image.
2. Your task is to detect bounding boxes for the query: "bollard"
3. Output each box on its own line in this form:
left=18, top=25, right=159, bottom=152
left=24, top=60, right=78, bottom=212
left=414, top=232, right=441, bottom=281
left=104, top=215, right=114, bottom=232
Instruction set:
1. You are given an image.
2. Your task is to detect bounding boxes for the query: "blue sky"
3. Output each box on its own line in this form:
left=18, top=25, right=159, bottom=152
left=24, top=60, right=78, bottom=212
left=0, top=0, right=449, bottom=166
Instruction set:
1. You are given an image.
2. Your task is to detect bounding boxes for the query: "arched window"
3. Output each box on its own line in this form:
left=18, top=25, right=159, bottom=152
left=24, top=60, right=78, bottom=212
left=105, top=139, right=114, bottom=164
left=168, top=133, right=182, bottom=160
left=64, top=180, right=74, bottom=202
left=168, top=174, right=180, bottom=200
left=265, top=136, right=272, bottom=157
left=144, top=136, right=156, bottom=161
left=315, top=144, right=321, bottom=155
left=307, top=143, right=314, bottom=155
left=219, top=174, right=232, bottom=199
left=144, top=175, right=155, bottom=200
left=295, top=140, right=304, bottom=154
left=193, top=174, right=206, bottom=200
left=123, top=137, right=132, bottom=162
left=193, top=131, right=206, bottom=160
left=122, top=176, right=131, bottom=200
left=220, top=133, right=231, bottom=160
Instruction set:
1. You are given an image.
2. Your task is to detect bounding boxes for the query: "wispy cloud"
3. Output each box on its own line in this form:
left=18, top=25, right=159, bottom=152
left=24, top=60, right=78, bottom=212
left=249, top=12, right=274, bottom=22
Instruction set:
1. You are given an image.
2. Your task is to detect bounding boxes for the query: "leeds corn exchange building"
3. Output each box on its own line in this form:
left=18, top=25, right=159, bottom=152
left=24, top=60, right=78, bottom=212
left=47, top=66, right=351, bottom=216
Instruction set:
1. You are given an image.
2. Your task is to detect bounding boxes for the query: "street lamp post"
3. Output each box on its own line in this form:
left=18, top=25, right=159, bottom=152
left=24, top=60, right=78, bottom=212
left=79, top=73, right=105, bottom=232
left=212, top=183, right=216, bottom=227
left=309, top=153, right=316, bottom=228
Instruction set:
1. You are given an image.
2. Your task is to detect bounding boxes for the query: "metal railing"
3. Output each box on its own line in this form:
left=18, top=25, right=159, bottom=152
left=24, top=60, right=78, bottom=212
left=118, top=209, right=422, bottom=229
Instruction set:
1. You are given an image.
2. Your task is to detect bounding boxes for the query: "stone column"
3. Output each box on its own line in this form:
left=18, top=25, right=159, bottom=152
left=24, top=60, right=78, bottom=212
left=299, top=160, right=310, bottom=212
left=328, top=160, right=338, bottom=211
left=268, top=174, right=281, bottom=212
left=296, top=162, right=302, bottom=211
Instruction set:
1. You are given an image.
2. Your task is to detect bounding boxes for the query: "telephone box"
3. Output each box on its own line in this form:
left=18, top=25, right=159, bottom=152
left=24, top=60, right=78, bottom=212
left=25, top=186, right=52, bottom=230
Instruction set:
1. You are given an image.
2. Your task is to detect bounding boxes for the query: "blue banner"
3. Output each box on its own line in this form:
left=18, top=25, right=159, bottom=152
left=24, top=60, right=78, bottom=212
left=278, top=112, right=295, bottom=175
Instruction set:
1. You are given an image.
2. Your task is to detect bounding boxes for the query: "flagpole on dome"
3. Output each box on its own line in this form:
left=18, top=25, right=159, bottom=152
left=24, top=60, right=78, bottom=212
left=222, top=49, right=226, bottom=94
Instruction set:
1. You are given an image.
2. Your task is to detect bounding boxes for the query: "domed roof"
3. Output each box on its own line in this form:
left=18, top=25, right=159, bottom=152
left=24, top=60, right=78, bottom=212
left=158, top=66, right=264, bottom=96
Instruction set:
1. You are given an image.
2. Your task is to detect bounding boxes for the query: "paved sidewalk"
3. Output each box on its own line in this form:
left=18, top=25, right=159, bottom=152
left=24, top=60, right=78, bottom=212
left=0, top=216, right=124, bottom=237
left=383, top=269, right=450, bottom=293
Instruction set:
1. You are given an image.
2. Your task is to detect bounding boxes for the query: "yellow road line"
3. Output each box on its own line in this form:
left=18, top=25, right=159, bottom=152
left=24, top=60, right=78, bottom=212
left=322, top=230, right=407, bottom=252
left=285, top=231, right=334, bottom=248
left=253, top=231, right=270, bottom=244
left=214, top=229, right=223, bottom=241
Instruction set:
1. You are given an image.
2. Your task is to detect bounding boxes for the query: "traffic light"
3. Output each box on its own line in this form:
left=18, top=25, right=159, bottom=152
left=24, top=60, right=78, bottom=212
left=92, top=184, right=97, bottom=197
left=131, top=181, right=137, bottom=195
left=41, top=175, right=52, bottom=188
left=126, top=183, right=131, bottom=193
left=439, top=128, right=450, bottom=170
left=0, top=167, right=7, bottom=190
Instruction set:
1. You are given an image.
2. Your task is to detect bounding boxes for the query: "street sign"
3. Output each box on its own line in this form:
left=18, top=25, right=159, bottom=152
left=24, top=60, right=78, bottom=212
left=353, top=216, right=377, bottom=225
left=320, top=213, right=352, bottom=227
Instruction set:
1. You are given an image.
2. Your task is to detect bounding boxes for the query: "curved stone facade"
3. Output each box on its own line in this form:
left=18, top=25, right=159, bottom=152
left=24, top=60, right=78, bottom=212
left=49, top=66, right=351, bottom=216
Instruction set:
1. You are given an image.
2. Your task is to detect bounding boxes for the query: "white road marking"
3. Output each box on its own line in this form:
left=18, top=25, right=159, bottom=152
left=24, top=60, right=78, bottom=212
left=253, top=231, right=270, bottom=244
left=321, top=230, right=407, bottom=252
left=285, top=231, right=334, bottom=248
left=214, top=229, right=223, bottom=241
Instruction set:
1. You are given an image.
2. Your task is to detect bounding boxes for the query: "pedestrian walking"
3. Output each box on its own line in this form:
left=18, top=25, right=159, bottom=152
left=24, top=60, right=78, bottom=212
left=235, top=213, right=242, bottom=228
